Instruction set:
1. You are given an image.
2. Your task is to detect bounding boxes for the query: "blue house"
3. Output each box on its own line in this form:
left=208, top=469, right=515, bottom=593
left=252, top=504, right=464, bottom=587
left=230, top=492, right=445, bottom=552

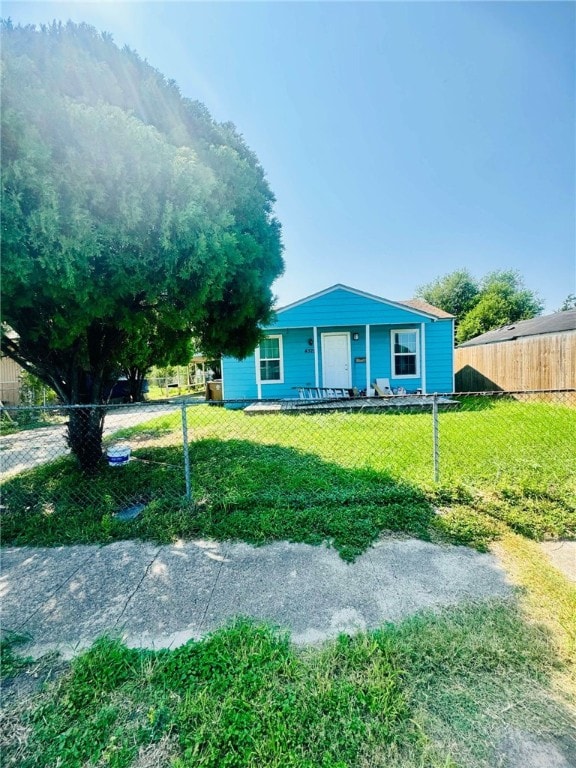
left=222, top=284, right=454, bottom=400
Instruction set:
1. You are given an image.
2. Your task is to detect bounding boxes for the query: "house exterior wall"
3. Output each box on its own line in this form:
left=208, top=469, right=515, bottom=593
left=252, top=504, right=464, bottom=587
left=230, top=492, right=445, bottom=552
left=0, top=356, right=23, bottom=405
left=271, top=287, right=434, bottom=328
left=222, top=287, right=455, bottom=400
left=455, top=330, right=576, bottom=392
left=220, top=354, right=258, bottom=401
left=425, top=319, right=455, bottom=392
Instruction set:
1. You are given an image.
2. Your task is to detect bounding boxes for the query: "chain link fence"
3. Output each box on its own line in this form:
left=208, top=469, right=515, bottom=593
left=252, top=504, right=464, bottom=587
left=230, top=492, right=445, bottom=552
left=1, top=402, right=186, bottom=526
left=1, top=391, right=574, bottom=533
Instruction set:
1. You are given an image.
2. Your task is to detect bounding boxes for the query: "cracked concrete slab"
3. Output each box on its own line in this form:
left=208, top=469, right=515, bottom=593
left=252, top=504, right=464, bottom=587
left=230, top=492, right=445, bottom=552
left=204, top=541, right=381, bottom=644
left=1, top=546, right=98, bottom=631
left=2, top=542, right=160, bottom=658
left=204, top=540, right=513, bottom=644
left=1, top=538, right=513, bottom=658
left=119, top=539, right=225, bottom=649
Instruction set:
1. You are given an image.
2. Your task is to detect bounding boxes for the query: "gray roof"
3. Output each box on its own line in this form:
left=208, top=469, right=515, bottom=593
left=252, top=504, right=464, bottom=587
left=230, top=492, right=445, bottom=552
left=458, top=309, right=576, bottom=347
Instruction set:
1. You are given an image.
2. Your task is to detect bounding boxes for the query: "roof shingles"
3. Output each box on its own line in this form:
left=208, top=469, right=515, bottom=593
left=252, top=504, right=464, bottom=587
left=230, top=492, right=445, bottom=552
left=398, top=299, right=454, bottom=319
left=458, top=309, right=576, bottom=347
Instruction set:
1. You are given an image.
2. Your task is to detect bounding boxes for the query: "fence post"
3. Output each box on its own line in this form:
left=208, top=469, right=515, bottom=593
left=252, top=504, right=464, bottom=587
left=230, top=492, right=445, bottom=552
left=432, top=394, right=439, bottom=483
left=181, top=402, right=192, bottom=501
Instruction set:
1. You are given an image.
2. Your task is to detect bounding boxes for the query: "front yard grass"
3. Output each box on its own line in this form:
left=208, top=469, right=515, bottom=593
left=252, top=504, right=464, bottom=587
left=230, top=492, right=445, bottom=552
left=2, top=599, right=574, bottom=768
left=1, top=398, right=574, bottom=555
left=2, top=398, right=575, bottom=766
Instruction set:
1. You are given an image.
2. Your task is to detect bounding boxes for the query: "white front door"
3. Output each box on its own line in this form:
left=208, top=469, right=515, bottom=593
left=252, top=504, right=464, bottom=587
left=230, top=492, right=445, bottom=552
left=322, top=333, right=351, bottom=388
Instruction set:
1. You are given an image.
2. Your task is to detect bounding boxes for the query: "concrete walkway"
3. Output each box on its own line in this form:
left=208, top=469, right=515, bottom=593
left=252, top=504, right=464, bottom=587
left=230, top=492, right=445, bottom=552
left=1, top=538, right=513, bottom=659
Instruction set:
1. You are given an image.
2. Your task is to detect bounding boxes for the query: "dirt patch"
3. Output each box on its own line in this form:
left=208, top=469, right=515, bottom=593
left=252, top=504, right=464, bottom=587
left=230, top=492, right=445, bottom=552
left=1, top=655, right=69, bottom=767
left=540, top=541, right=576, bottom=584
left=1, top=655, right=69, bottom=708
left=495, top=728, right=576, bottom=768
left=130, top=734, right=179, bottom=767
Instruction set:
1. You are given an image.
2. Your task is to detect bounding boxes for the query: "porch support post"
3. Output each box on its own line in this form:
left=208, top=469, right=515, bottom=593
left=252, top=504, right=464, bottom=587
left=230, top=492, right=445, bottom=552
left=365, top=324, right=371, bottom=394
left=313, top=326, right=319, bottom=387
left=254, top=347, right=262, bottom=399
left=420, top=322, right=427, bottom=394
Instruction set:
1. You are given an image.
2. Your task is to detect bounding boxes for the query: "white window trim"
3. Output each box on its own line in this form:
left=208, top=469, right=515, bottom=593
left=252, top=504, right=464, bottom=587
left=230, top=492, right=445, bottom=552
left=258, top=334, right=284, bottom=384
left=390, top=328, right=420, bottom=379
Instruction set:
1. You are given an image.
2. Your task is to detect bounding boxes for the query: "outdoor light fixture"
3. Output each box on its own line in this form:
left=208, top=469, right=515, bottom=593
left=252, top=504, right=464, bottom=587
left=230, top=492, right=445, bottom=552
left=308, top=338, right=314, bottom=346
left=352, top=333, right=359, bottom=341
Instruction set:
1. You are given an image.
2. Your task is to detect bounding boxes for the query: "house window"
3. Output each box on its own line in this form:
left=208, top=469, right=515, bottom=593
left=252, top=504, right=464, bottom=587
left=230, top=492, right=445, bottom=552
left=259, top=335, right=283, bottom=383
left=391, top=329, right=419, bottom=378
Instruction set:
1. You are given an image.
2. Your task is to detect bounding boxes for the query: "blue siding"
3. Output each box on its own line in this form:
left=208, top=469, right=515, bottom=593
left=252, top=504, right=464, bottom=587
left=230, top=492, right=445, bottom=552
left=260, top=328, right=317, bottom=398
left=221, top=355, right=257, bottom=400
left=370, top=325, right=423, bottom=391
left=424, top=319, right=454, bottom=392
left=271, top=287, right=434, bottom=328
left=222, top=287, right=454, bottom=400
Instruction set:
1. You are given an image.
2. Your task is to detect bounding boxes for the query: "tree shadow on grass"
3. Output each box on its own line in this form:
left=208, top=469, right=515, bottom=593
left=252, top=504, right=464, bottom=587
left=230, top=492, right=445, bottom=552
left=188, top=438, right=435, bottom=560
left=449, top=394, right=504, bottom=412
left=2, top=438, right=436, bottom=560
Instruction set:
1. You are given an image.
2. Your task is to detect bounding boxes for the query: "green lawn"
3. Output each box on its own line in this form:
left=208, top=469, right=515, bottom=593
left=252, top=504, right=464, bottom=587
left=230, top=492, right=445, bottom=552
left=2, top=398, right=574, bottom=555
left=2, top=398, right=575, bottom=766
left=3, top=599, right=574, bottom=768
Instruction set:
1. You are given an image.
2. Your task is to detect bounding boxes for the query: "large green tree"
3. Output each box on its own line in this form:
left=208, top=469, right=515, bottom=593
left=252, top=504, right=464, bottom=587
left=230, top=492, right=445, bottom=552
left=417, top=269, right=543, bottom=344
left=415, top=268, right=479, bottom=320
left=456, top=271, right=543, bottom=343
left=1, top=20, right=283, bottom=471
left=558, top=294, right=576, bottom=312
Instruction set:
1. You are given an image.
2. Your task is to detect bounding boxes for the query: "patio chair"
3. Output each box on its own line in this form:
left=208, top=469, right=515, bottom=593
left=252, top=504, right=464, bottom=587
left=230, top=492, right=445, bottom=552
left=374, top=378, right=393, bottom=397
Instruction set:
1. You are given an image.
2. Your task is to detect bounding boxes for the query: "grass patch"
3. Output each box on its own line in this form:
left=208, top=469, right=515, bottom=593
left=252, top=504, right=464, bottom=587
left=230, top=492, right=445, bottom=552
left=2, top=601, right=573, bottom=768
left=2, top=400, right=574, bottom=555
left=483, top=482, right=576, bottom=540
left=493, top=532, right=576, bottom=675
left=1, top=633, right=33, bottom=678
left=382, top=600, right=575, bottom=767
left=429, top=479, right=576, bottom=552
left=0, top=411, right=66, bottom=435
left=0, top=451, right=188, bottom=547
left=1, top=442, right=436, bottom=559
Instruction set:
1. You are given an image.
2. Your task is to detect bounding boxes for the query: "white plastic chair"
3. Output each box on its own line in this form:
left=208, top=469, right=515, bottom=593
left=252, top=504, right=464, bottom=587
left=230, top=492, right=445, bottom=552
left=374, top=378, right=393, bottom=396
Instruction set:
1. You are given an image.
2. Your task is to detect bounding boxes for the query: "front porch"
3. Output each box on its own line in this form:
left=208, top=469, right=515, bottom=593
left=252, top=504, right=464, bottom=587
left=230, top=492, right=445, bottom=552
left=244, top=394, right=459, bottom=415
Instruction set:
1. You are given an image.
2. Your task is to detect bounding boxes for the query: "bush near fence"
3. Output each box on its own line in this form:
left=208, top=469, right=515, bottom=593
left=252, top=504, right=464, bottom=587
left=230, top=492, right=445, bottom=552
left=1, top=391, right=574, bottom=554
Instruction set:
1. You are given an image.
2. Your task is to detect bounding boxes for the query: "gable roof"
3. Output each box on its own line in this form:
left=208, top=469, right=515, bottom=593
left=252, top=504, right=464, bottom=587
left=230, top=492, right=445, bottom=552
left=275, top=284, right=453, bottom=321
left=399, top=298, right=454, bottom=320
left=458, top=309, right=576, bottom=348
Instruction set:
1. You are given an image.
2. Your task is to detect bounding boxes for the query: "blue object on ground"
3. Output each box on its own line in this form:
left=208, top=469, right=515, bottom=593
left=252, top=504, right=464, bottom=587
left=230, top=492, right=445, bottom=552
left=115, top=503, right=146, bottom=521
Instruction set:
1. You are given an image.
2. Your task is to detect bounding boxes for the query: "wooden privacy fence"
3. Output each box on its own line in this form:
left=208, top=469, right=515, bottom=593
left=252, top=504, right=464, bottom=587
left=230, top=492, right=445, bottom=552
left=455, top=331, right=576, bottom=392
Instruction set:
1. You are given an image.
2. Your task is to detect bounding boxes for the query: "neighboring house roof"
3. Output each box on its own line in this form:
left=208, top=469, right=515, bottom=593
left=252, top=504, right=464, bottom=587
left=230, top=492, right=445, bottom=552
left=398, top=298, right=454, bottom=320
left=458, top=309, right=576, bottom=348
left=275, top=284, right=453, bottom=321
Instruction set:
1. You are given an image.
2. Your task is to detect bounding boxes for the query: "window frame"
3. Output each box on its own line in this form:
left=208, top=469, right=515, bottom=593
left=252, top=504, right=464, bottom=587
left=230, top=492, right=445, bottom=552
left=258, top=334, right=284, bottom=384
left=390, top=328, right=420, bottom=379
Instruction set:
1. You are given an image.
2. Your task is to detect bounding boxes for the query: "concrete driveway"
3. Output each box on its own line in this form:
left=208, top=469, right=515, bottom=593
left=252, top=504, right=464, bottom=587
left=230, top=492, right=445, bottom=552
left=1, top=538, right=513, bottom=659
left=0, top=403, right=181, bottom=476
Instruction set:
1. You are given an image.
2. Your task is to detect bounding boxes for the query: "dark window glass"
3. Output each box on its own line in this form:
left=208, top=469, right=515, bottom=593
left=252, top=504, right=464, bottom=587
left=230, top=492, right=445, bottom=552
left=395, top=355, right=416, bottom=376
left=260, top=359, right=280, bottom=381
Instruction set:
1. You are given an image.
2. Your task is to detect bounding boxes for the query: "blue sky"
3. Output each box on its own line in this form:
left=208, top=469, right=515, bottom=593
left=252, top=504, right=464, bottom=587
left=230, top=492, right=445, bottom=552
left=4, top=1, right=575, bottom=313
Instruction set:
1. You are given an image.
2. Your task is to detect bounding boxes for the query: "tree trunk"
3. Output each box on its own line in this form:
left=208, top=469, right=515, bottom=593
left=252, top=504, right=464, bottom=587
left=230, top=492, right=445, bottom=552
left=126, top=367, right=147, bottom=402
left=67, top=407, right=105, bottom=474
